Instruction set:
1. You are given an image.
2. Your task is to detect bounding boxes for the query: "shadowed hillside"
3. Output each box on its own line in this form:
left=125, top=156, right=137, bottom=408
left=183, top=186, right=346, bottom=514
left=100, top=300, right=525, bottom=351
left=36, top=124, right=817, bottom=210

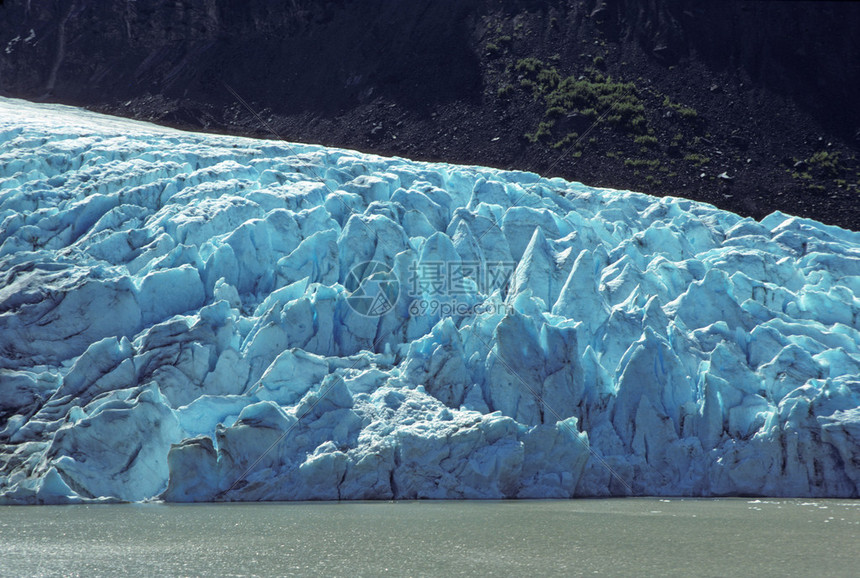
left=1, top=0, right=858, bottom=228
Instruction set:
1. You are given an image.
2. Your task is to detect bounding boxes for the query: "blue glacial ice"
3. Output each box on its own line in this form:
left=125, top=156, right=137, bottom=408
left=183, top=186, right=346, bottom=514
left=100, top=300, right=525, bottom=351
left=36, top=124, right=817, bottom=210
left=0, top=97, right=859, bottom=503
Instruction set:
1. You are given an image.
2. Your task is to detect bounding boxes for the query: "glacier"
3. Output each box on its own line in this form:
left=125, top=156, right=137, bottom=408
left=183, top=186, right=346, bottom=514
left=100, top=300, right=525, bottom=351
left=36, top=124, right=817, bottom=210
left=0, top=97, right=858, bottom=504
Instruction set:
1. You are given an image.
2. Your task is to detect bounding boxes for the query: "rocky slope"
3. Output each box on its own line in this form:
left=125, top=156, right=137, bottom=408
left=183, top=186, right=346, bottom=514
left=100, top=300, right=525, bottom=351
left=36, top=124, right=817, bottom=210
left=0, top=0, right=858, bottom=229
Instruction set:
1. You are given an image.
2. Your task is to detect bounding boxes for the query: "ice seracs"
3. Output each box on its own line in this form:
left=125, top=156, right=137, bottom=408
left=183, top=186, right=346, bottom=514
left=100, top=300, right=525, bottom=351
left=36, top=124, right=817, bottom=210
left=0, top=97, right=858, bottom=504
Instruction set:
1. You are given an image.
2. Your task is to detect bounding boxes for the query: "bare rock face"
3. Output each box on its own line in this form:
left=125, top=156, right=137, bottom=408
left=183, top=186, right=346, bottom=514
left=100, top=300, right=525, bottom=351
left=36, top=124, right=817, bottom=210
left=0, top=0, right=481, bottom=112
left=0, top=2, right=858, bottom=221
left=6, top=1, right=855, bottom=119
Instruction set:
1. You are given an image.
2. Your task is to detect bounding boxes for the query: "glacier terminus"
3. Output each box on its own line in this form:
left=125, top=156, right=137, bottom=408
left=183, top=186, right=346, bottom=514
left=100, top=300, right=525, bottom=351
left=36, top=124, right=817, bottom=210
left=0, top=98, right=859, bottom=504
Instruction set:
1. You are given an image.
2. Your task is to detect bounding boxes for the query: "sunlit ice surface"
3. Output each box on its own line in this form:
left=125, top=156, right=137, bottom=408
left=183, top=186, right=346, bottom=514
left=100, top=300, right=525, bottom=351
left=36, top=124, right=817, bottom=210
left=0, top=97, right=858, bottom=504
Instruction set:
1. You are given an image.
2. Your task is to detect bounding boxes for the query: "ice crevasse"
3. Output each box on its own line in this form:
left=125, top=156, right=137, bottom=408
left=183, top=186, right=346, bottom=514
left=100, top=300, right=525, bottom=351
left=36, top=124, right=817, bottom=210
left=0, top=98, right=858, bottom=504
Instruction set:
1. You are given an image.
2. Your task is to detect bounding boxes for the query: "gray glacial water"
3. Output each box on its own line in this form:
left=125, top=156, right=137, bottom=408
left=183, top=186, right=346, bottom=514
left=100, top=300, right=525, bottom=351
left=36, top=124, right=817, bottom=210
left=1, top=499, right=858, bottom=577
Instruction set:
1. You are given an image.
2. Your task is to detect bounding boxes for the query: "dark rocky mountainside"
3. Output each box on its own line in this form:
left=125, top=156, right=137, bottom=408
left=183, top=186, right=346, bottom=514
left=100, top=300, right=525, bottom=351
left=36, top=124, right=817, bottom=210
left=1, top=0, right=858, bottom=229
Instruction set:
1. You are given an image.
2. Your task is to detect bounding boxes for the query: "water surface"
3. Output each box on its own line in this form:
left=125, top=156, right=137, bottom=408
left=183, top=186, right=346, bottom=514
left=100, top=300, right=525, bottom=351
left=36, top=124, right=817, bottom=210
left=1, top=499, right=858, bottom=576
